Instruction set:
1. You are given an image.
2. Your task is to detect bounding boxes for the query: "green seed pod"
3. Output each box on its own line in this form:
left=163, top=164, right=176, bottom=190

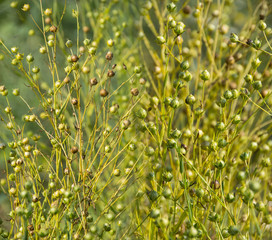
left=224, top=90, right=233, bottom=99
left=84, top=233, right=92, bottom=240
left=65, top=40, right=73, bottom=48
left=162, top=188, right=172, bottom=199
left=254, top=201, right=265, bottom=212
left=157, top=36, right=166, bottom=44
left=169, top=19, right=176, bottom=28
left=228, top=226, right=239, bottom=236
left=188, top=226, right=198, bottom=238
left=215, top=159, right=225, bottom=169
left=248, top=180, right=261, bottom=193
left=90, top=225, right=97, bottom=233
left=166, top=139, right=177, bottom=149
left=105, top=145, right=112, bottom=153
left=167, top=2, right=176, bottom=12
left=136, top=108, right=147, bottom=119
left=183, top=71, right=192, bottom=82
left=230, top=33, right=239, bottom=42
left=200, top=70, right=210, bottom=81
left=15, top=206, right=24, bottom=217
left=145, top=146, right=155, bottom=156
left=196, top=188, right=204, bottom=198
left=173, top=79, right=184, bottom=89
left=240, top=152, right=250, bottom=161
left=103, top=223, right=111, bottom=231
left=163, top=172, right=173, bottom=182
left=242, top=189, right=254, bottom=203
left=185, top=94, right=196, bottom=105
left=252, top=81, right=262, bottom=90
left=164, top=97, right=173, bottom=106
left=147, top=190, right=159, bottom=201
left=150, top=208, right=160, bottom=218
left=261, top=157, right=271, bottom=167
left=88, top=47, right=96, bottom=55
left=26, top=54, right=34, bottom=63
left=218, top=138, right=227, bottom=148
left=194, top=107, right=204, bottom=116
left=251, top=58, right=261, bottom=69
left=113, top=169, right=121, bottom=176
left=170, top=129, right=181, bottom=139
left=208, top=211, right=219, bottom=222
left=174, top=22, right=185, bottom=35
left=216, top=122, right=225, bottom=131
left=128, top=143, right=137, bottom=151
left=38, top=229, right=49, bottom=237
left=233, top=114, right=241, bottom=124
left=32, top=66, right=40, bottom=73
left=180, top=60, right=190, bottom=70
left=258, top=20, right=267, bottom=31
left=134, top=66, right=142, bottom=74
left=263, top=215, right=272, bottom=224
left=237, top=171, right=247, bottom=181
left=226, top=193, right=235, bottom=203
left=232, top=89, right=239, bottom=99
left=170, top=98, right=180, bottom=108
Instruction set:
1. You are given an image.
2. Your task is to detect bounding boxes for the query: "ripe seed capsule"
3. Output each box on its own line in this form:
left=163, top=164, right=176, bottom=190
left=100, top=89, right=108, bottom=97
left=49, top=25, right=57, bottom=33
left=131, top=88, right=139, bottom=96
left=107, top=70, right=115, bottom=77
left=71, top=55, right=79, bottom=62
left=90, top=78, right=98, bottom=86
left=71, top=98, right=78, bottom=105
left=71, top=146, right=78, bottom=154
left=106, top=51, right=113, bottom=61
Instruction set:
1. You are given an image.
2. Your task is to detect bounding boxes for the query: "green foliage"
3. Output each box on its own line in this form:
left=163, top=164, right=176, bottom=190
left=1, top=0, right=272, bottom=239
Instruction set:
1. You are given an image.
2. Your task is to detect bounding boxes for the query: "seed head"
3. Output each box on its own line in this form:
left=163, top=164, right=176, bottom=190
left=71, top=146, right=78, bottom=154
left=131, top=88, right=139, bottom=96
left=71, top=55, right=79, bottom=62
left=107, top=70, right=115, bottom=78
left=90, top=78, right=98, bottom=86
left=50, top=25, right=58, bottom=33
left=100, top=89, right=108, bottom=97
left=106, top=51, right=113, bottom=61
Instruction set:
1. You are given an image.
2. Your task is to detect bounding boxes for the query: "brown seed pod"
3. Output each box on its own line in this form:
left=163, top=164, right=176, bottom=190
left=90, top=78, right=98, bottom=86
left=106, top=51, right=113, bottom=61
left=210, top=180, right=220, bottom=190
left=49, top=25, right=58, bottom=33
left=71, top=98, right=78, bottom=105
left=100, top=89, right=109, bottom=97
left=83, top=26, right=90, bottom=33
left=71, top=146, right=78, bottom=154
left=122, top=119, right=131, bottom=129
left=131, top=88, right=139, bottom=96
left=139, top=78, right=146, bottom=85
left=261, top=89, right=269, bottom=98
left=182, top=5, right=191, bottom=14
left=32, top=195, right=39, bottom=203
left=64, top=168, right=69, bottom=175
left=0, top=85, right=6, bottom=92
left=263, top=70, right=270, bottom=78
left=27, top=225, right=34, bottom=231
left=112, top=64, right=117, bottom=69
left=123, top=63, right=127, bottom=70
left=259, top=14, right=265, bottom=20
left=45, top=17, right=52, bottom=25
left=71, top=55, right=79, bottom=62
left=63, top=77, right=70, bottom=84
left=79, top=46, right=85, bottom=53
left=226, top=56, right=235, bottom=65
left=107, top=70, right=115, bottom=78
